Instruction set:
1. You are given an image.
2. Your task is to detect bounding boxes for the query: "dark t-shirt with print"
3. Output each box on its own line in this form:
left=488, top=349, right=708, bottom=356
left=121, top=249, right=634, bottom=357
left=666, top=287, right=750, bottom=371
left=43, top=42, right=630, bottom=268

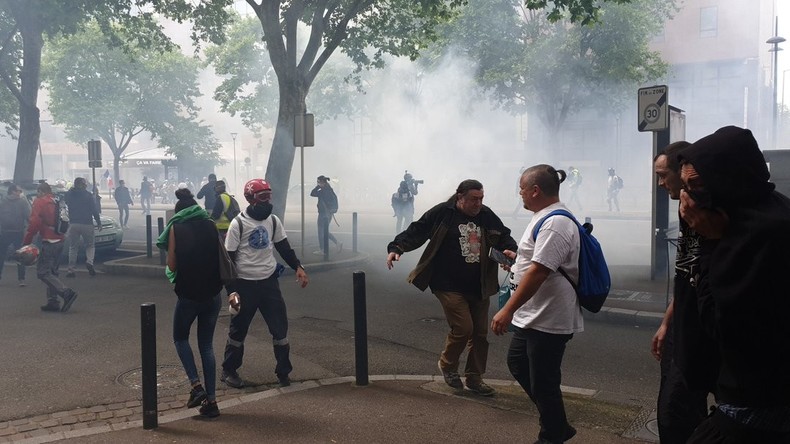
left=429, top=211, right=482, bottom=299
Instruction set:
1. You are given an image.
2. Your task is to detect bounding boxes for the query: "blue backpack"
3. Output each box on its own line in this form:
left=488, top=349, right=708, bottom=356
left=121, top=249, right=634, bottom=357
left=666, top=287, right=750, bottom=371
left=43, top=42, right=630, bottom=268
left=532, top=209, right=611, bottom=313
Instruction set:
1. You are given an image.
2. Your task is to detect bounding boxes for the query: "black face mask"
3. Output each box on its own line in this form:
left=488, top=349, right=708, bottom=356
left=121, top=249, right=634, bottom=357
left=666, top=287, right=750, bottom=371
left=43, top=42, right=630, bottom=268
left=247, top=202, right=273, bottom=220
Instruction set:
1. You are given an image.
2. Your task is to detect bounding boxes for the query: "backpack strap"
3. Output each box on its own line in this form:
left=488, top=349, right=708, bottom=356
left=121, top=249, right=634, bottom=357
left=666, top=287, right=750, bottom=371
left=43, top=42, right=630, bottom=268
left=235, top=213, right=278, bottom=241
left=531, top=209, right=579, bottom=291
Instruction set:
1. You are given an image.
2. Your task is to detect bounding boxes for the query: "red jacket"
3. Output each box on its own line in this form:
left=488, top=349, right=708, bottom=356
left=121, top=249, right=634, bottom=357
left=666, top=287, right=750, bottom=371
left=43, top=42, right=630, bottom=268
left=23, top=193, right=64, bottom=244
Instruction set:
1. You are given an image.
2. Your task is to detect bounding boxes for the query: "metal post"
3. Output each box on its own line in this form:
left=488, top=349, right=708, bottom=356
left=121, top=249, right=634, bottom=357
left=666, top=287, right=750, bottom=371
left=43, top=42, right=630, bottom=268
left=157, top=217, right=165, bottom=266
left=651, top=130, right=670, bottom=280
left=767, top=17, right=785, bottom=150
left=231, top=133, right=238, bottom=193
left=352, top=212, right=358, bottom=253
left=146, top=214, right=153, bottom=258
left=300, top=146, right=305, bottom=259
left=141, top=303, right=157, bottom=429
left=353, top=271, right=369, bottom=386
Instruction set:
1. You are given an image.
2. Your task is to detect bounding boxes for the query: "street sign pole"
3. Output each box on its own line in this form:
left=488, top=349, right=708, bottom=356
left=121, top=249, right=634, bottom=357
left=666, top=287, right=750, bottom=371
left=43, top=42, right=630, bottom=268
left=294, top=114, right=315, bottom=258
left=88, top=140, right=102, bottom=213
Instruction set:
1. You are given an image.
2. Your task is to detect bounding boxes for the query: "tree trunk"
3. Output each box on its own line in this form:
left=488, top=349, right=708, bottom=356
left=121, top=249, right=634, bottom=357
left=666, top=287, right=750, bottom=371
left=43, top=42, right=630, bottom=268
left=265, top=81, right=306, bottom=220
left=12, top=11, right=43, bottom=183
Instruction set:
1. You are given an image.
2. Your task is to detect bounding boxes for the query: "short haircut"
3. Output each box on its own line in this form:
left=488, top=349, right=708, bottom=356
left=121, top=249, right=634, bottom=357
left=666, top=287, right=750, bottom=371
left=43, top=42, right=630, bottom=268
left=655, top=141, right=690, bottom=173
left=208, top=173, right=216, bottom=181
left=523, top=164, right=566, bottom=197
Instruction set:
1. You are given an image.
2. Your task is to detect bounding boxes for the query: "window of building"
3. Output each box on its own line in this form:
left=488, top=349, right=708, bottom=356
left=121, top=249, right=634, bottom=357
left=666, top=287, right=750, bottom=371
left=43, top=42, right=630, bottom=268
left=700, top=6, right=718, bottom=38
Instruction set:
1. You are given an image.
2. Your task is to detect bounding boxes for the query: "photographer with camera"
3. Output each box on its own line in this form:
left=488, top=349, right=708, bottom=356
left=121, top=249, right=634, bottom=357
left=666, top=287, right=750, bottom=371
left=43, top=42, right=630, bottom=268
left=403, top=170, right=423, bottom=196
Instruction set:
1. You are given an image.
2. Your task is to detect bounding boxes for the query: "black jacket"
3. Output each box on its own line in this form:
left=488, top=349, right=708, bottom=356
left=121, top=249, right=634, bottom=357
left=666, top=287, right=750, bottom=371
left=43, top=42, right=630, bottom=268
left=387, top=200, right=517, bottom=298
left=64, top=187, right=101, bottom=226
left=196, top=180, right=217, bottom=210
left=680, top=126, right=790, bottom=407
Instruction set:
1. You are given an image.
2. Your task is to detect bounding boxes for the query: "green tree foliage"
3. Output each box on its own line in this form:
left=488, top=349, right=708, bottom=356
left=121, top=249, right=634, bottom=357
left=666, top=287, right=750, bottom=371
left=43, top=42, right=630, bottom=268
left=206, top=15, right=364, bottom=134
left=0, top=0, right=230, bottom=183
left=432, top=0, right=672, bottom=135
left=42, top=21, right=219, bottom=184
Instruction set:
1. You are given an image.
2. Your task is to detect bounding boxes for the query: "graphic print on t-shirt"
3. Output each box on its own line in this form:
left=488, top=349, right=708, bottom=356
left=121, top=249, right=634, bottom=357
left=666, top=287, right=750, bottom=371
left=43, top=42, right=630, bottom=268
left=458, top=222, right=481, bottom=264
left=248, top=225, right=271, bottom=249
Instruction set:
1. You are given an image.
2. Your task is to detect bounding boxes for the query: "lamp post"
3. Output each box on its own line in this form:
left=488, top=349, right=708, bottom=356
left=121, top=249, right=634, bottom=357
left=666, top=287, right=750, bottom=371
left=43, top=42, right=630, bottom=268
left=230, top=132, right=238, bottom=192
left=767, top=16, right=785, bottom=150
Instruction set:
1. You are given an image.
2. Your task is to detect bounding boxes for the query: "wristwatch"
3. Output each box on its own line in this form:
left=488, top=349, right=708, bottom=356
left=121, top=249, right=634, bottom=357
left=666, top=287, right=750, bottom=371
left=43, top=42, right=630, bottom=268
left=297, top=264, right=306, bottom=271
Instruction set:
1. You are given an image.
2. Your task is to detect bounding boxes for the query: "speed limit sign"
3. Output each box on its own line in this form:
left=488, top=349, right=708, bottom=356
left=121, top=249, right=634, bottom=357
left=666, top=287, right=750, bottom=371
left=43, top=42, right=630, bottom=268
left=638, top=85, right=668, bottom=132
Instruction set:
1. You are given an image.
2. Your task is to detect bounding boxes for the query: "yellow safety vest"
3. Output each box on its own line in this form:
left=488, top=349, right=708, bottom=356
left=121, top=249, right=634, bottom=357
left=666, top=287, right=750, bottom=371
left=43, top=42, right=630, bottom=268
left=215, top=193, right=231, bottom=230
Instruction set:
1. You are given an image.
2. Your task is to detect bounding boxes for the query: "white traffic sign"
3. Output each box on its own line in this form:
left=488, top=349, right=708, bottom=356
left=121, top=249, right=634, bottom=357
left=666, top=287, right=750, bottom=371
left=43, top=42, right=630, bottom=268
left=638, top=85, right=668, bottom=132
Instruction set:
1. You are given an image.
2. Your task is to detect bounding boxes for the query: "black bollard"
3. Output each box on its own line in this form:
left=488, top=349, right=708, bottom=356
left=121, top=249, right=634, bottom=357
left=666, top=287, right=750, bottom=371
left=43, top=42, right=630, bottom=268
left=157, top=217, right=165, bottom=266
left=353, top=271, right=369, bottom=386
left=146, top=214, right=153, bottom=258
left=352, top=212, right=358, bottom=253
left=141, top=303, right=157, bottom=429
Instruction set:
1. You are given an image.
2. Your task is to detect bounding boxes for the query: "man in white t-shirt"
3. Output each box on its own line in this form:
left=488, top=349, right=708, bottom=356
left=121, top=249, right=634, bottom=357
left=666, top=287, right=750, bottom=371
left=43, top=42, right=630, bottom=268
left=221, top=179, right=309, bottom=389
left=492, top=164, right=583, bottom=444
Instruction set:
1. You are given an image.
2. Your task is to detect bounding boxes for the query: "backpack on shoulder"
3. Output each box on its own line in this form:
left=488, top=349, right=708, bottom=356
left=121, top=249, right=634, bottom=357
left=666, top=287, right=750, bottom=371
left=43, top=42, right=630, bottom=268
left=224, top=194, right=241, bottom=220
left=532, top=209, right=610, bottom=313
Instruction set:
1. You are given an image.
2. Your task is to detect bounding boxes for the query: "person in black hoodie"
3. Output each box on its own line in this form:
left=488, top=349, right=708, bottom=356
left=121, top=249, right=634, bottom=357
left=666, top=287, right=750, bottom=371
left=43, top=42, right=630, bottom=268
left=164, top=188, right=223, bottom=419
left=64, top=177, right=101, bottom=277
left=196, top=173, right=218, bottom=211
left=678, top=126, right=790, bottom=443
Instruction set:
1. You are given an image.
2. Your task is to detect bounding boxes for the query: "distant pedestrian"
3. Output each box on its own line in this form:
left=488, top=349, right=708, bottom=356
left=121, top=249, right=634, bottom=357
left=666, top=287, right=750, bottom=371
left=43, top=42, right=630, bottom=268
left=64, top=177, right=102, bottom=278
left=210, top=180, right=240, bottom=239
left=157, top=188, right=224, bottom=419
left=140, top=176, right=153, bottom=214
left=391, top=180, right=415, bottom=233
left=387, top=179, right=517, bottom=397
left=22, top=182, right=78, bottom=312
left=196, top=173, right=218, bottom=211
left=113, top=180, right=134, bottom=228
left=567, top=166, right=582, bottom=209
left=491, top=165, right=583, bottom=444
left=310, top=175, right=340, bottom=254
left=0, top=183, right=30, bottom=286
left=606, top=168, right=622, bottom=212
left=221, top=179, right=309, bottom=389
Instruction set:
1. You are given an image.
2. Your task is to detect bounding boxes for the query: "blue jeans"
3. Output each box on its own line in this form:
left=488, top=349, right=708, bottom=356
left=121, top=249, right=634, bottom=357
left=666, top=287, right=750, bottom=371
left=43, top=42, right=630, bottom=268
left=173, top=293, right=221, bottom=400
left=507, top=327, right=573, bottom=443
left=223, top=277, right=292, bottom=378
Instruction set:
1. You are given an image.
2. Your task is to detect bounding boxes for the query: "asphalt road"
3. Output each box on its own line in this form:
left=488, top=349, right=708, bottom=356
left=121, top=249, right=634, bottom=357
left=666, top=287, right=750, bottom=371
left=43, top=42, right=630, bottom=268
left=0, top=250, right=660, bottom=425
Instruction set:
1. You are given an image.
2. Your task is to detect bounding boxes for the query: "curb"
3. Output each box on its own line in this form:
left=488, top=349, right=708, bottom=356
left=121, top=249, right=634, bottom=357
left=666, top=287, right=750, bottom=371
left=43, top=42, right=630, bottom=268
left=583, top=306, right=664, bottom=328
left=102, top=251, right=372, bottom=279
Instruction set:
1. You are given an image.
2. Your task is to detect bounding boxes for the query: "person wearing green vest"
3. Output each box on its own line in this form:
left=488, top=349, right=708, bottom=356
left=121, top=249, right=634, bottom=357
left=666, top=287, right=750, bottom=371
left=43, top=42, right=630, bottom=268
left=210, top=180, right=239, bottom=239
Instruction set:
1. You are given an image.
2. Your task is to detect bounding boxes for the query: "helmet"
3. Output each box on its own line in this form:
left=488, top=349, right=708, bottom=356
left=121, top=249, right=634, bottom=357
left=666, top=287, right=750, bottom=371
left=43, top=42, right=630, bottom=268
left=15, top=245, right=40, bottom=266
left=243, top=179, right=272, bottom=204
left=404, top=171, right=413, bottom=181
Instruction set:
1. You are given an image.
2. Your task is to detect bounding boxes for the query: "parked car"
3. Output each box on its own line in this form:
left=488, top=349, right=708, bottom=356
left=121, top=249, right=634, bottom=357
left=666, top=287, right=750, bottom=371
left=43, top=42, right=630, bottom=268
left=0, top=181, right=123, bottom=257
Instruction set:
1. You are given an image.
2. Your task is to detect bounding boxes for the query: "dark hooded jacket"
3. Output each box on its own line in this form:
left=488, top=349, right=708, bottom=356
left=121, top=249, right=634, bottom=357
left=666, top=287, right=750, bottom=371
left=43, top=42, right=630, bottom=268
left=387, top=200, right=517, bottom=298
left=679, top=126, right=790, bottom=408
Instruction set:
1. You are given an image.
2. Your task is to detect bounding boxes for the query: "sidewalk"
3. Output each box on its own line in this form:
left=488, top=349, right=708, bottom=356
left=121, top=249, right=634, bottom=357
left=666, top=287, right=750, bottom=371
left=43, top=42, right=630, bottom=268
left=16, top=377, right=654, bottom=444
